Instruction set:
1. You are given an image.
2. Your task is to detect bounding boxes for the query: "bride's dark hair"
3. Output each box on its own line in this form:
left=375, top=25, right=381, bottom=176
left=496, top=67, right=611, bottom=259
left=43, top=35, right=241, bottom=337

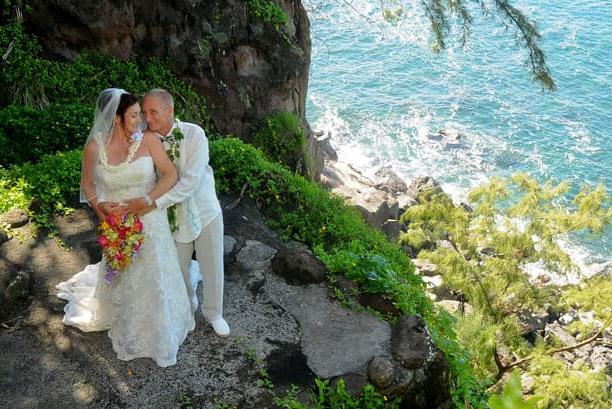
left=116, top=93, right=139, bottom=122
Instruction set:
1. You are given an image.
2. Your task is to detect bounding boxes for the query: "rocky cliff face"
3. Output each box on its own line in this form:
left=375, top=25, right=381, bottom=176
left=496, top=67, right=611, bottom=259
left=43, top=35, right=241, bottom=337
left=24, top=0, right=311, bottom=142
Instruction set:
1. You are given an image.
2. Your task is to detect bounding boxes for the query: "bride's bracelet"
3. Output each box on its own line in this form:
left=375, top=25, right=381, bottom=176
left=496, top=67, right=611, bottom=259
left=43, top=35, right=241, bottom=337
left=143, top=194, right=153, bottom=207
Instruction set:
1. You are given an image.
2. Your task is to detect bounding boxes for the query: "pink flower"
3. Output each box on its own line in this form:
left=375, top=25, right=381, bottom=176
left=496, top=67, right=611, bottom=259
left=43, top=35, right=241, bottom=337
left=107, top=214, right=119, bottom=227
left=118, top=227, right=128, bottom=239
left=97, top=235, right=109, bottom=247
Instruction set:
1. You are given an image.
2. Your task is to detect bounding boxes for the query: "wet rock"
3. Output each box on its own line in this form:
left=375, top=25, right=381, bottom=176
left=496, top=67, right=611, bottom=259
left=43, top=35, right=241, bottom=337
left=407, top=177, right=443, bottom=200
left=375, top=166, right=408, bottom=195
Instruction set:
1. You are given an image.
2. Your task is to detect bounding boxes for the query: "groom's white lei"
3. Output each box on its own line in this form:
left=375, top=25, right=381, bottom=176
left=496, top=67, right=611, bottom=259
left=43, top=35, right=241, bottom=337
left=162, top=120, right=185, bottom=232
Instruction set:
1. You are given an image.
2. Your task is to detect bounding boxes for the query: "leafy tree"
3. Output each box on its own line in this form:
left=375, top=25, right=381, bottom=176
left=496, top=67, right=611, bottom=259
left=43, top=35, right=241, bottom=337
left=400, top=174, right=611, bottom=406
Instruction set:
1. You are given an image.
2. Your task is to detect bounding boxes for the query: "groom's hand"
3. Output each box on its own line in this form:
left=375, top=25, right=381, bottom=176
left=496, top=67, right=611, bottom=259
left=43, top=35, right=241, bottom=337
left=124, top=197, right=156, bottom=216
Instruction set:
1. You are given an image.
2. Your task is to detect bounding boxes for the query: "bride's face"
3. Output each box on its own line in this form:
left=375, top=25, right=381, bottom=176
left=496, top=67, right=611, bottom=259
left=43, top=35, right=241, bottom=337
left=118, top=103, right=142, bottom=135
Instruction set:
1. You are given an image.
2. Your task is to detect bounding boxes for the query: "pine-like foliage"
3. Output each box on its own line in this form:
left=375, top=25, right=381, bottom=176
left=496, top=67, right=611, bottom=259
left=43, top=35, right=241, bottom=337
left=400, top=173, right=611, bottom=406
left=380, top=0, right=556, bottom=90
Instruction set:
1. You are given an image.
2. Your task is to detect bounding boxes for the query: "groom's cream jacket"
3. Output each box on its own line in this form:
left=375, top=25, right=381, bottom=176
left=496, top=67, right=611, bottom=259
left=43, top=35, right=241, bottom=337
left=155, top=120, right=222, bottom=243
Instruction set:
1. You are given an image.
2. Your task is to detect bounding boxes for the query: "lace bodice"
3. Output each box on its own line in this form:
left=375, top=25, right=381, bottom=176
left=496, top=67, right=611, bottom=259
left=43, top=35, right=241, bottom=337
left=95, top=156, right=156, bottom=202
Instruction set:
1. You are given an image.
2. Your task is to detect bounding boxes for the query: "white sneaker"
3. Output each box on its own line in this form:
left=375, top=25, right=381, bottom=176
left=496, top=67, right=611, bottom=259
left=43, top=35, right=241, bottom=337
left=208, top=317, right=230, bottom=337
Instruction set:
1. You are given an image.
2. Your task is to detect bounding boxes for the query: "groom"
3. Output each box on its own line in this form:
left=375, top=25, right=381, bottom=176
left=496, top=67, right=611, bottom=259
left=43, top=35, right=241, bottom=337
left=125, top=89, right=229, bottom=337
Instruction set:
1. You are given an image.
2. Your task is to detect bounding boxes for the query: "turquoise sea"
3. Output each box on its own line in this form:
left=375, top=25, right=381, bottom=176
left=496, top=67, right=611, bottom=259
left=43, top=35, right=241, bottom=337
left=305, top=0, right=611, bottom=268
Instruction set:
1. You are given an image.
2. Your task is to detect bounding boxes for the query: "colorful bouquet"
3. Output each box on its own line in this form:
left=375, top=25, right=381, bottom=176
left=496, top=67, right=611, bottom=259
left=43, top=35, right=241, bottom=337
left=97, top=212, right=144, bottom=284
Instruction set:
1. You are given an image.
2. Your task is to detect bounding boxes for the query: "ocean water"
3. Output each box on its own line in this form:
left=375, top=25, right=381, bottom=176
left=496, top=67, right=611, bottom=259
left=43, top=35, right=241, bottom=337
left=304, top=0, right=611, bottom=267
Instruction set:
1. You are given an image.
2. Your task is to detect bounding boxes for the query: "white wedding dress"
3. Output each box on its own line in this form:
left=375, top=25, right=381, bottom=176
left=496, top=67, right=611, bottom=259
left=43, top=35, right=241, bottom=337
left=56, top=145, right=195, bottom=367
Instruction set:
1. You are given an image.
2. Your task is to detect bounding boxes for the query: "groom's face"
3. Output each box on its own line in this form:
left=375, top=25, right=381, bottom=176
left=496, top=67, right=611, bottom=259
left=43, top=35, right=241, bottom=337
left=143, top=95, right=174, bottom=134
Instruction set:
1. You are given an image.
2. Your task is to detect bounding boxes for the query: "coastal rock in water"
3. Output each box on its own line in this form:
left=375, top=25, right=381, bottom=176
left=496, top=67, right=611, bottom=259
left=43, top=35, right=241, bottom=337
left=407, top=176, right=443, bottom=201
left=271, top=247, right=327, bottom=285
left=374, top=166, right=408, bottom=195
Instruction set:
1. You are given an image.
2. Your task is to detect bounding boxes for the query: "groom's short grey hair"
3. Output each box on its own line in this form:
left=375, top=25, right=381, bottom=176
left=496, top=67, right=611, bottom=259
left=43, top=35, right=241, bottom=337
left=145, top=89, right=174, bottom=108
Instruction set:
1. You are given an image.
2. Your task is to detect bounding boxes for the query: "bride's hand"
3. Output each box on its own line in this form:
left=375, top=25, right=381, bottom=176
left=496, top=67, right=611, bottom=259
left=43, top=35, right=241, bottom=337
left=97, top=201, right=121, bottom=215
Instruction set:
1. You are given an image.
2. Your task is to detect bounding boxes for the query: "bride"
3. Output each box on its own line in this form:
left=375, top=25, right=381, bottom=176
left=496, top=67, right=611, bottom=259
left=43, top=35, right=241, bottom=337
left=56, top=88, right=195, bottom=367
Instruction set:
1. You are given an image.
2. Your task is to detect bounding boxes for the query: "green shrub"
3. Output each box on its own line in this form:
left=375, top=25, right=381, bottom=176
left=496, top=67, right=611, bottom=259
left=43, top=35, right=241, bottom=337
left=275, top=379, right=400, bottom=408
left=246, top=0, right=288, bottom=32
left=0, top=149, right=82, bottom=231
left=251, top=112, right=306, bottom=172
left=210, top=138, right=486, bottom=407
left=0, top=21, right=216, bottom=136
left=0, top=104, right=92, bottom=167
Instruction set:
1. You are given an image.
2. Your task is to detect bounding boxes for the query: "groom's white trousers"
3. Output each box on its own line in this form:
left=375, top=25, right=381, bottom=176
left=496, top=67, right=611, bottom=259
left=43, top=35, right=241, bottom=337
left=175, top=214, right=224, bottom=320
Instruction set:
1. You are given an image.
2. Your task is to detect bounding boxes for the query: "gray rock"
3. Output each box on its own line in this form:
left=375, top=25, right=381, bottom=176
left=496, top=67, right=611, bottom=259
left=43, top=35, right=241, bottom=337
left=519, top=308, right=551, bottom=334
left=558, top=312, right=575, bottom=326
left=407, top=177, right=443, bottom=200
left=545, top=323, right=576, bottom=347
left=330, top=373, right=367, bottom=397
left=392, top=316, right=433, bottom=369
left=271, top=284, right=392, bottom=378
left=368, top=357, right=396, bottom=388
left=224, top=235, right=237, bottom=256
left=0, top=209, right=29, bottom=228
left=521, top=373, right=535, bottom=394
left=397, top=194, right=419, bottom=215
left=422, top=275, right=455, bottom=300
left=235, top=240, right=278, bottom=272
left=590, top=346, right=612, bottom=374
left=271, top=247, right=327, bottom=285
left=381, top=219, right=401, bottom=241
left=435, top=240, right=454, bottom=250
left=412, top=259, right=438, bottom=276
left=375, top=166, right=408, bottom=195
left=354, top=193, right=399, bottom=228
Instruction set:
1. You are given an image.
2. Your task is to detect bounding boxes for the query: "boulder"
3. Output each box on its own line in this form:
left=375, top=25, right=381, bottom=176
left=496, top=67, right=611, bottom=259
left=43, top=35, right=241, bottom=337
left=224, top=235, right=237, bottom=256
left=25, top=0, right=321, bottom=176
left=374, top=166, right=408, bottom=195
left=545, top=323, right=576, bottom=348
left=368, top=357, right=396, bottom=389
left=330, top=373, right=367, bottom=397
left=0, top=209, right=29, bottom=228
left=412, top=259, right=438, bottom=276
left=590, top=346, right=612, bottom=374
left=391, top=316, right=433, bottom=369
left=235, top=240, right=277, bottom=272
left=358, top=293, right=402, bottom=316
left=407, top=176, right=443, bottom=200
left=271, top=247, right=327, bottom=285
